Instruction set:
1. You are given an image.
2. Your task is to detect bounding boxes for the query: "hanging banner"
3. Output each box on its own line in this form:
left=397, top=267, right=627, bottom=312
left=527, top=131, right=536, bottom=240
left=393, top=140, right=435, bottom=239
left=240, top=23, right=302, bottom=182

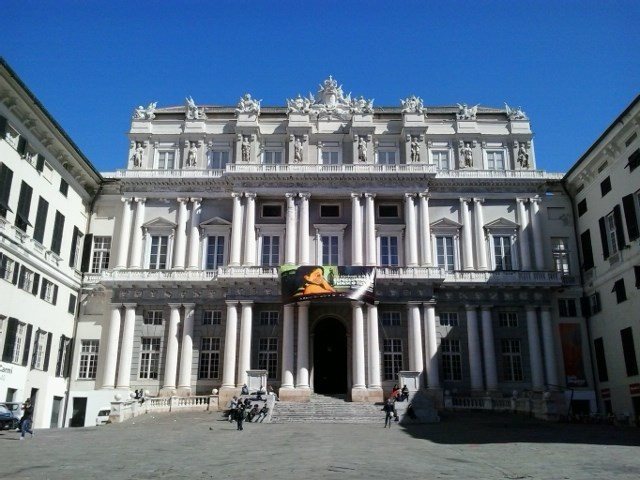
left=280, top=265, right=375, bottom=304
left=559, top=323, right=587, bottom=388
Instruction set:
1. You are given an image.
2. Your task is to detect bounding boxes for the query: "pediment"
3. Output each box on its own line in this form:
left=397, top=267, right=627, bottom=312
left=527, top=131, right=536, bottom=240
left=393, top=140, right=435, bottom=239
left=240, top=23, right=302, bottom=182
left=200, top=216, right=232, bottom=227
left=484, top=217, right=519, bottom=230
left=142, top=217, right=177, bottom=229
left=430, top=217, right=462, bottom=229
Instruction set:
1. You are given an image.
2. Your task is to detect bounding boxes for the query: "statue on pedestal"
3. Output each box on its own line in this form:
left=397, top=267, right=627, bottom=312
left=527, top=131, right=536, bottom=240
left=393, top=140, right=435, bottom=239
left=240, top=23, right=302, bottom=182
left=186, top=142, right=198, bottom=167
left=132, top=102, right=157, bottom=120
left=235, top=93, right=261, bottom=115
left=456, top=103, right=479, bottom=120
left=517, top=143, right=530, bottom=168
left=401, top=95, right=425, bottom=114
left=410, top=136, right=420, bottom=162
left=287, top=94, right=312, bottom=114
left=241, top=135, right=251, bottom=162
left=186, top=96, right=207, bottom=120
left=294, top=136, right=303, bottom=163
left=132, top=142, right=144, bottom=167
left=460, top=142, right=473, bottom=168
left=358, top=136, right=367, bottom=162
left=505, top=103, right=528, bottom=120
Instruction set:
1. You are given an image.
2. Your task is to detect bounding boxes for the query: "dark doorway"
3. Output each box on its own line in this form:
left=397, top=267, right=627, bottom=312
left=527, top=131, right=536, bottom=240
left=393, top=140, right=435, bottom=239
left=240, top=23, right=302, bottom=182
left=50, top=396, right=63, bottom=428
left=313, top=317, right=347, bottom=394
left=70, top=397, right=87, bottom=427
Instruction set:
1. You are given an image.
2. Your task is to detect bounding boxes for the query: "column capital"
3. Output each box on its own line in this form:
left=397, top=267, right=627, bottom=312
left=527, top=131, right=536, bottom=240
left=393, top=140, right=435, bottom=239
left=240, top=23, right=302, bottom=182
left=285, top=192, right=297, bottom=200
left=231, top=192, right=243, bottom=199
left=525, top=305, right=537, bottom=313
left=167, top=303, right=182, bottom=309
left=418, top=191, right=430, bottom=199
left=370, top=300, right=380, bottom=307
left=121, top=197, right=133, bottom=204
left=464, top=304, right=479, bottom=311
left=225, top=300, right=239, bottom=306
left=407, top=301, right=422, bottom=307
left=351, top=192, right=362, bottom=199
left=473, top=197, right=485, bottom=204
left=182, top=302, right=196, bottom=309
left=480, top=305, right=493, bottom=311
left=298, top=301, right=310, bottom=308
left=404, top=192, right=416, bottom=199
left=239, top=300, right=254, bottom=306
left=363, top=192, right=376, bottom=199
left=459, top=197, right=472, bottom=204
left=516, top=197, right=529, bottom=204
left=190, top=197, right=202, bottom=204
left=244, top=192, right=257, bottom=199
left=109, top=303, right=123, bottom=309
left=298, top=192, right=311, bottom=199
left=350, top=300, right=364, bottom=308
left=177, top=197, right=190, bottom=204
left=134, top=197, right=147, bottom=204
left=529, top=195, right=542, bottom=204
left=422, top=301, right=436, bottom=308
left=122, top=303, right=137, bottom=309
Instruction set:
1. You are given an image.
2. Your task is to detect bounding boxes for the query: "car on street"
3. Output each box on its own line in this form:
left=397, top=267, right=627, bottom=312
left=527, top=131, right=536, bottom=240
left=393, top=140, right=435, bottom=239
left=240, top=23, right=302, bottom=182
left=0, top=405, right=16, bottom=430
left=96, top=408, right=111, bottom=426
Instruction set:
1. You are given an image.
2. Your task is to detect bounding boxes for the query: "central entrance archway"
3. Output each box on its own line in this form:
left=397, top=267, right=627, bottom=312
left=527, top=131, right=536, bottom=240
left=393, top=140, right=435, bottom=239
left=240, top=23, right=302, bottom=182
left=313, top=317, right=347, bottom=394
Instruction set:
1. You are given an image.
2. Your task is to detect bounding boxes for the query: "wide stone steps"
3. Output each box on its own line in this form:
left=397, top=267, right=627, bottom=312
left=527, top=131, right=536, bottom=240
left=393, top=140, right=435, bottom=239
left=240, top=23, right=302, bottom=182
left=270, top=394, right=385, bottom=424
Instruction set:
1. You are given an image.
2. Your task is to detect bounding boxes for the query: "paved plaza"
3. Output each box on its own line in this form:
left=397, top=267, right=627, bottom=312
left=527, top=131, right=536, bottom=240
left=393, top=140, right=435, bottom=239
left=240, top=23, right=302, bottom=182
left=1, top=411, right=639, bottom=479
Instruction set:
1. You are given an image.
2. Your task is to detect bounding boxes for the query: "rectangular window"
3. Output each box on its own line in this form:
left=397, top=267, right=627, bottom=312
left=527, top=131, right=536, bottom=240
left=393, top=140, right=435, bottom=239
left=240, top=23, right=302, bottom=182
left=620, top=327, right=639, bottom=377
left=206, top=235, right=225, bottom=269
left=10, top=323, right=26, bottom=364
left=577, top=199, right=587, bottom=217
left=91, top=236, right=111, bottom=273
left=321, top=150, right=340, bottom=165
left=40, top=279, right=57, bottom=304
left=202, top=310, right=222, bottom=325
left=486, top=150, right=505, bottom=170
left=55, top=336, right=71, bottom=377
left=379, top=236, right=399, bottom=267
left=378, top=205, right=399, bottom=218
left=628, top=148, right=640, bottom=172
left=261, top=204, right=283, bottom=218
left=18, top=266, right=39, bottom=296
left=0, top=256, right=17, bottom=282
left=622, top=192, right=640, bottom=242
left=139, top=338, right=161, bottom=379
left=322, top=235, right=339, bottom=265
left=14, top=181, right=33, bottom=232
left=33, top=197, right=49, bottom=243
left=501, top=339, right=524, bottom=381
left=59, top=178, right=69, bottom=197
left=580, top=229, right=594, bottom=270
left=261, top=236, right=280, bottom=266
left=589, top=292, right=602, bottom=314
left=149, top=235, right=169, bottom=269
left=378, top=150, right=397, bottom=165
left=436, top=236, right=455, bottom=272
left=593, top=337, right=609, bottom=382
left=597, top=162, right=608, bottom=174
left=493, top=236, right=513, bottom=271
left=199, top=337, right=221, bottom=379
left=32, top=330, right=47, bottom=370
left=551, top=237, right=570, bottom=274
left=381, top=312, right=401, bottom=326
left=69, top=227, right=82, bottom=269
left=208, top=150, right=229, bottom=170
left=258, top=337, right=278, bottom=379
left=320, top=204, right=340, bottom=218
left=441, top=339, right=462, bottom=381
left=499, top=312, right=518, bottom=327
left=78, top=340, right=99, bottom=379
left=439, top=312, right=459, bottom=327
left=627, top=134, right=638, bottom=148
left=600, top=176, right=612, bottom=196
left=612, top=278, right=627, bottom=304
left=382, top=338, right=403, bottom=381
left=263, top=150, right=283, bottom=165
left=259, top=311, right=279, bottom=326
left=50, top=211, right=65, bottom=255
left=157, top=150, right=175, bottom=169
left=144, top=310, right=163, bottom=325
left=432, top=150, right=450, bottom=170
left=68, top=294, right=77, bottom=315
left=0, top=163, right=13, bottom=217
left=558, top=298, right=577, bottom=317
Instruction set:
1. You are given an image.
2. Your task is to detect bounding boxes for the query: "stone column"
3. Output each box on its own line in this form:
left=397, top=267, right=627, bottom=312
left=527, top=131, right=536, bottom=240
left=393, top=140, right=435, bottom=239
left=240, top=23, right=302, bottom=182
left=404, top=194, right=419, bottom=267
left=296, top=302, right=310, bottom=389
left=530, top=197, right=544, bottom=270
left=178, top=303, right=195, bottom=392
left=116, top=303, right=136, bottom=389
left=407, top=302, right=424, bottom=374
left=162, top=304, right=181, bottom=392
left=526, top=307, right=545, bottom=390
left=173, top=198, right=189, bottom=269
left=129, top=198, right=146, bottom=268
left=281, top=304, right=295, bottom=389
left=474, top=198, right=488, bottom=271
left=285, top=193, right=297, bottom=264
left=540, top=307, right=559, bottom=388
left=364, top=193, right=377, bottom=266
left=423, top=303, right=440, bottom=389
left=460, top=198, right=474, bottom=270
left=187, top=198, right=202, bottom=269
left=465, top=306, right=484, bottom=391
left=351, top=193, right=363, bottom=266
left=101, top=304, right=121, bottom=389
left=351, top=302, right=367, bottom=399
left=481, top=306, right=498, bottom=390
left=229, top=193, right=244, bottom=267
left=236, top=301, right=253, bottom=387
left=243, top=193, right=257, bottom=266
left=221, top=301, right=239, bottom=388
left=418, top=193, right=432, bottom=266
left=367, top=303, right=382, bottom=393
left=517, top=198, right=531, bottom=270
left=299, top=193, right=310, bottom=265
left=115, top=198, right=133, bottom=269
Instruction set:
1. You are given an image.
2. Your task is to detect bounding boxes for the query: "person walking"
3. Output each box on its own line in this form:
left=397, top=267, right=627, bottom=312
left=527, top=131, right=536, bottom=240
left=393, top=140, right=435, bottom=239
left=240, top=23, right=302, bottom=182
left=256, top=405, right=269, bottom=423
left=383, top=398, right=395, bottom=428
left=20, top=399, right=34, bottom=440
left=227, top=396, right=238, bottom=422
left=235, top=405, right=245, bottom=431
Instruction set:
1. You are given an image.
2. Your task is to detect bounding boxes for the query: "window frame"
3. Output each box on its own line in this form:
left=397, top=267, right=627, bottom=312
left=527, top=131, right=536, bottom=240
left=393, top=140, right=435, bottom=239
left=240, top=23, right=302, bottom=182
left=77, top=340, right=99, bottom=380
left=207, top=148, right=230, bottom=170
left=501, top=339, right=524, bottom=382
left=382, top=338, right=403, bottom=381
left=381, top=311, right=401, bottom=326
left=155, top=147, right=177, bottom=170
left=484, top=148, right=508, bottom=170
left=202, top=310, right=222, bottom=325
left=139, top=337, right=161, bottom=379
left=441, top=338, right=462, bottom=381
left=198, top=337, right=221, bottom=379
left=439, top=312, right=459, bottom=327
left=319, top=142, right=341, bottom=165
left=257, top=225, right=284, bottom=266
left=258, top=337, right=278, bottom=379
left=91, top=236, right=112, bottom=273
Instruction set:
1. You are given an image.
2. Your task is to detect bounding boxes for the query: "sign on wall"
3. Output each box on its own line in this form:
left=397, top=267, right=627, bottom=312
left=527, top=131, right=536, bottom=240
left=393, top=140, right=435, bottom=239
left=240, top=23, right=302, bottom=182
left=559, top=323, right=587, bottom=388
left=280, top=265, right=375, bottom=304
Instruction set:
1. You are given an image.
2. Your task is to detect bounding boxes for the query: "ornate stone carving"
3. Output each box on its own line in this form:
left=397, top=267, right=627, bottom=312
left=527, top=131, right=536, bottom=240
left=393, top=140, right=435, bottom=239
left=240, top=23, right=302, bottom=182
left=349, top=96, right=374, bottom=114
left=235, top=93, right=261, bottom=115
left=357, top=135, right=367, bottom=162
left=294, top=136, right=304, bottom=163
left=241, top=135, right=251, bottom=162
left=186, top=141, right=198, bottom=167
left=286, top=94, right=312, bottom=113
left=459, top=141, right=473, bottom=168
left=132, top=142, right=144, bottom=167
left=401, top=95, right=425, bottom=114
left=185, top=96, right=207, bottom=120
left=517, top=142, right=530, bottom=168
left=456, top=103, right=479, bottom=120
left=295, top=76, right=374, bottom=119
left=505, top=103, right=528, bottom=120
left=132, top=102, right=157, bottom=120
left=410, top=136, right=420, bottom=163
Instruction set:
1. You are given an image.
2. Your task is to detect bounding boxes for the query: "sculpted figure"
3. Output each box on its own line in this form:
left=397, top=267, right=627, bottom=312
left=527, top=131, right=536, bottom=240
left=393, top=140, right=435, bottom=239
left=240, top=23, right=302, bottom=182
left=132, top=142, right=144, bottom=167
left=236, top=93, right=261, bottom=115
left=187, top=142, right=198, bottom=167
left=241, top=135, right=251, bottom=162
left=287, top=94, right=312, bottom=113
left=401, top=95, right=424, bottom=114
left=461, top=142, right=473, bottom=167
left=505, top=103, right=527, bottom=120
left=294, top=136, right=303, bottom=163
left=410, top=137, right=420, bottom=162
left=132, top=102, right=157, bottom=120
left=186, top=96, right=206, bottom=120
left=358, top=136, right=367, bottom=162
left=457, top=103, right=479, bottom=120
left=517, top=143, right=529, bottom=168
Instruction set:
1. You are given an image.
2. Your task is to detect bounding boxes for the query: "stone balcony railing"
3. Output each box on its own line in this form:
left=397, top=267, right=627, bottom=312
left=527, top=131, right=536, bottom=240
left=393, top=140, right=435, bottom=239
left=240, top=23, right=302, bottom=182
left=83, top=266, right=279, bottom=284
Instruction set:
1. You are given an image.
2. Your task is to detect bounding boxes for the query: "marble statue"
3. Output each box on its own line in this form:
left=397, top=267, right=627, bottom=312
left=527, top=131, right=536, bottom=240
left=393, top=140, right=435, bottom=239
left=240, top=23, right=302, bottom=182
left=410, top=136, right=420, bottom=162
left=358, top=136, right=367, bottom=162
left=241, top=135, right=251, bottom=162
left=460, top=142, right=473, bottom=167
left=186, top=96, right=206, bottom=120
left=505, top=103, right=528, bottom=120
left=517, top=143, right=529, bottom=168
left=456, top=103, right=479, bottom=120
left=350, top=96, right=374, bottom=114
left=187, top=142, right=198, bottom=167
left=132, top=102, right=157, bottom=120
left=235, top=93, right=261, bottom=115
left=294, top=76, right=374, bottom=119
left=132, top=142, right=144, bottom=167
left=294, top=136, right=303, bottom=163
left=286, top=94, right=312, bottom=114
left=401, top=95, right=425, bottom=114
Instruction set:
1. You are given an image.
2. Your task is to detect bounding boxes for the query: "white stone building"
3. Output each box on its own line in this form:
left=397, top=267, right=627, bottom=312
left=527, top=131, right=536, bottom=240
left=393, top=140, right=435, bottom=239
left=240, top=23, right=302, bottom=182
left=564, top=95, right=640, bottom=422
left=65, top=78, right=594, bottom=426
left=0, top=59, right=101, bottom=428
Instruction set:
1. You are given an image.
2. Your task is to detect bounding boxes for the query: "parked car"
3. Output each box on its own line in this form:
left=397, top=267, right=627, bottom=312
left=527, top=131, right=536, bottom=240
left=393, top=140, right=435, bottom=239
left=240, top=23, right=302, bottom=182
left=96, top=409, right=111, bottom=426
left=0, top=402, right=21, bottom=429
left=0, top=405, right=15, bottom=430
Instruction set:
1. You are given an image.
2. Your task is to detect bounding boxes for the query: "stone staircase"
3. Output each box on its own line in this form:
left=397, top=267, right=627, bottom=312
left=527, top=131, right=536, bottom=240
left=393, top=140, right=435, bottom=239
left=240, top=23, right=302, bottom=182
left=270, top=393, right=385, bottom=424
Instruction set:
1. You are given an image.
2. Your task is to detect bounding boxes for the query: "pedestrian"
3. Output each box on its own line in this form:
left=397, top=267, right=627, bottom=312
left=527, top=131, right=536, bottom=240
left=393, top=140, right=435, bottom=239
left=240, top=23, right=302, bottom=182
left=383, top=398, right=394, bottom=428
left=400, top=385, right=409, bottom=402
left=20, top=399, right=34, bottom=440
left=267, top=384, right=279, bottom=401
left=235, top=405, right=245, bottom=431
left=256, top=405, right=269, bottom=423
left=241, top=384, right=249, bottom=396
left=227, top=396, right=238, bottom=422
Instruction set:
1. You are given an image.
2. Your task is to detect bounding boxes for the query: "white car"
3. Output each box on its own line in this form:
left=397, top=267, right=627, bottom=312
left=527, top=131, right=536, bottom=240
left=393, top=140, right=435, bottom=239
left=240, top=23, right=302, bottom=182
left=95, top=409, right=111, bottom=426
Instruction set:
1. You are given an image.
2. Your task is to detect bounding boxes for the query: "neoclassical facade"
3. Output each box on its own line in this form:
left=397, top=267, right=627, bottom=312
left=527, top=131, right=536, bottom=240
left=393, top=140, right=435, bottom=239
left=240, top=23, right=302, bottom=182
left=62, top=78, right=595, bottom=425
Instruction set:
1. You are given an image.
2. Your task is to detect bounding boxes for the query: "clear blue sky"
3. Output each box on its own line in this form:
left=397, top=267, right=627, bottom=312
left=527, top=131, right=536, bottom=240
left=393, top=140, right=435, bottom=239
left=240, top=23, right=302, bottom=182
left=1, top=0, right=638, bottom=172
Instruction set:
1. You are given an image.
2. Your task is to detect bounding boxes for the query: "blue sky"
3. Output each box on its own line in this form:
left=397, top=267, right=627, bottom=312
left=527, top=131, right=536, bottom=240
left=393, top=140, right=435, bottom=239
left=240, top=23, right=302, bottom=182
left=1, top=0, right=638, bottom=172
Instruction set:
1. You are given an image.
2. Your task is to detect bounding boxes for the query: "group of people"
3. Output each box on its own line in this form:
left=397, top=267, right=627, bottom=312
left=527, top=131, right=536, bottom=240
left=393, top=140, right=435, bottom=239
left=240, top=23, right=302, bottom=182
left=391, top=384, right=410, bottom=402
left=227, top=395, right=269, bottom=430
left=383, top=385, right=414, bottom=428
left=133, top=389, right=146, bottom=404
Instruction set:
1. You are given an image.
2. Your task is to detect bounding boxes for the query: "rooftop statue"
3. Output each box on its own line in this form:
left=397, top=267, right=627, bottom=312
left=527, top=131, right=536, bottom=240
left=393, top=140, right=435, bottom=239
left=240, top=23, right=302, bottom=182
left=185, top=96, right=207, bottom=120
left=286, top=94, right=312, bottom=114
left=401, top=95, right=425, bottom=114
left=292, top=76, right=374, bottom=119
left=505, top=103, right=528, bottom=120
left=235, top=93, right=261, bottom=115
left=132, top=102, right=157, bottom=120
left=350, top=96, right=374, bottom=114
left=456, top=103, right=479, bottom=120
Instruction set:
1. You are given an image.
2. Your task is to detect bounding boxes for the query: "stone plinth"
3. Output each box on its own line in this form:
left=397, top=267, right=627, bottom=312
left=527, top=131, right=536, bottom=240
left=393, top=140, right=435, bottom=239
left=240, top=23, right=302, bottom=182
left=351, top=387, right=369, bottom=402
left=398, top=370, right=421, bottom=392
left=236, top=112, right=259, bottom=127
left=246, top=369, right=268, bottom=394
left=402, top=112, right=426, bottom=127
left=367, top=388, right=384, bottom=403
left=455, top=120, right=478, bottom=133
left=508, top=119, right=532, bottom=134
left=183, top=120, right=206, bottom=133
left=279, top=388, right=311, bottom=402
left=218, top=387, right=241, bottom=407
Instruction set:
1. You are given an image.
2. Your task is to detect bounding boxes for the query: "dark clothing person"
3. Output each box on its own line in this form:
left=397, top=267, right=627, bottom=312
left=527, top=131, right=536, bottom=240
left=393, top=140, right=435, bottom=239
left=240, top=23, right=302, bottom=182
left=20, top=403, right=34, bottom=439
left=247, top=405, right=260, bottom=422
left=383, top=402, right=394, bottom=428
left=235, top=406, right=245, bottom=431
left=241, top=384, right=249, bottom=396
left=256, top=406, right=269, bottom=423
left=400, top=385, right=409, bottom=402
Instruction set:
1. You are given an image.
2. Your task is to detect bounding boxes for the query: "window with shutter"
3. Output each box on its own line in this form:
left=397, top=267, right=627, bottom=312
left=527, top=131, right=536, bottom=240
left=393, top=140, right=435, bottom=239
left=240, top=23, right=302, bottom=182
left=2, top=317, right=18, bottom=362
left=593, top=338, right=609, bottom=382
left=580, top=230, right=594, bottom=270
left=622, top=194, right=639, bottom=241
left=628, top=148, right=640, bottom=172
left=14, top=181, right=33, bottom=232
left=0, top=163, right=13, bottom=217
left=51, top=211, right=65, bottom=255
left=33, top=197, right=49, bottom=244
left=620, top=327, right=639, bottom=376
left=612, top=278, right=627, bottom=303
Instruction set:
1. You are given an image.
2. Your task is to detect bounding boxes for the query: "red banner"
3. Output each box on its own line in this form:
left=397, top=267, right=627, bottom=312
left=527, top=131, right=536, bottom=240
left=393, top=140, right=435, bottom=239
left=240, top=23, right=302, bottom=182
left=559, top=323, right=587, bottom=387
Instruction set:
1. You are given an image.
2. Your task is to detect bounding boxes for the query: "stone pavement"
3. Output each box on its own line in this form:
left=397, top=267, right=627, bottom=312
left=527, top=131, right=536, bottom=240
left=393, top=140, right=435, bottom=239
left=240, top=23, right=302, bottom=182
left=1, top=411, right=639, bottom=480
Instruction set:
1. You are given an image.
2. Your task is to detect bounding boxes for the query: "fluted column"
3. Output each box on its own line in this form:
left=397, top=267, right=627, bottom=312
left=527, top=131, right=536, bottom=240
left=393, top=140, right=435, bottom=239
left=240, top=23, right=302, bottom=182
left=423, top=303, right=440, bottom=389
left=296, top=302, right=310, bottom=389
left=351, top=302, right=366, bottom=389
left=351, top=193, right=363, bottom=266
left=367, top=302, right=381, bottom=389
left=236, top=301, right=253, bottom=387
left=281, top=304, right=295, bottom=389
left=101, top=304, right=121, bottom=389
left=162, top=304, right=181, bottom=391
left=128, top=198, right=146, bottom=268
left=540, top=307, right=559, bottom=388
left=530, top=197, right=544, bottom=270
left=172, top=198, right=189, bottom=269
left=460, top=198, right=474, bottom=270
left=526, top=307, right=544, bottom=390
left=229, top=193, right=244, bottom=266
left=178, top=303, right=195, bottom=391
left=474, top=198, right=488, bottom=271
left=407, top=302, right=424, bottom=374
left=187, top=198, right=202, bottom=269
left=517, top=198, right=531, bottom=270
left=299, top=193, right=310, bottom=265
left=222, top=301, right=239, bottom=388
left=481, top=306, right=498, bottom=390
left=418, top=193, right=432, bottom=266
left=364, top=193, right=377, bottom=266
left=243, top=193, right=257, bottom=266
left=116, top=303, right=136, bottom=389
left=285, top=193, right=297, bottom=264
left=115, top=198, right=133, bottom=269
left=466, top=306, right=484, bottom=391
left=404, top=194, right=419, bottom=267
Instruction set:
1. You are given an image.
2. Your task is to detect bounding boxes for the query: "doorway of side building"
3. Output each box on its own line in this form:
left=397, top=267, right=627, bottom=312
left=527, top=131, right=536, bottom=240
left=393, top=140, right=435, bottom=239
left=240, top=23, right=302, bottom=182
left=313, top=317, right=347, bottom=394
left=70, top=397, right=87, bottom=427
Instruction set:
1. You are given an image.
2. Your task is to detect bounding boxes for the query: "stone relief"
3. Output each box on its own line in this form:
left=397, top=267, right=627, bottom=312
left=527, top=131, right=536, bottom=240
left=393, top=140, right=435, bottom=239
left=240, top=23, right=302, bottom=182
left=186, top=142, right=198, bottom=167
left=349, top=96, right=374, bottom=114
left=132, top=142, right=144, bottom=167
left=505, top=103, right=528, bottom=120
left=235, top=93, right=261, bottom=115
left=286, top=94, right=313, bottom=113
left=241, top=135, right=251, bottom=162
left=410, top=136, right=420, bottom=163
left=456, top=103, right=479, bottom=120
left=459, top=141, right=473, bottom=168
left=185, top=96, right=207, bottom=120
left=357, top=136, right=368, bottom=162
left=132, top=102, right=157, bottom=120
left=401, top=95, right=425, bottom=114
left=294, top=136, right=304, bottom=163
left=517, top=142, right=529, bottom=168
left=287, top=76, right=374, bottom=119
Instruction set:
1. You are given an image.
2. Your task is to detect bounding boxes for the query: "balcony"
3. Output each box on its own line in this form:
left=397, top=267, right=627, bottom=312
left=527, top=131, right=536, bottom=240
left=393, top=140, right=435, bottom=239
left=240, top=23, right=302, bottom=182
left=443, top=270, right=563, bottom=286
left=83, top=266, right=279, bottom=285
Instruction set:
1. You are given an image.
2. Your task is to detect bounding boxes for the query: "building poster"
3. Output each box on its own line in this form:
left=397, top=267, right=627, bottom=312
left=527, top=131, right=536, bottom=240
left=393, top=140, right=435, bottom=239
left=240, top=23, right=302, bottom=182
left=280, top=265, right=375, bottom=304
left=559, top=323, right=587, bottom=387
